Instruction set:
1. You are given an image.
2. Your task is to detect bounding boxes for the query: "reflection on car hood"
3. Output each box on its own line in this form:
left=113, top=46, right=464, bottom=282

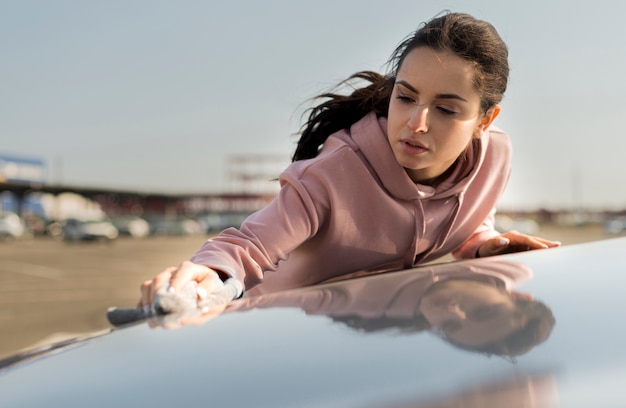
left=2, top=237, right=626, bottom=407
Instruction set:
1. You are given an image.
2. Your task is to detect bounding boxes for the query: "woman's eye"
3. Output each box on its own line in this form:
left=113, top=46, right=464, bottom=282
left=437, top=106, right=457, bottom=115
left=396, top=94, right=415, bottom=104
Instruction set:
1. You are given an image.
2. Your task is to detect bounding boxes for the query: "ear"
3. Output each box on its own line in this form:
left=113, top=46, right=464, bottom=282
left=473, top=105, right=501, bottom=139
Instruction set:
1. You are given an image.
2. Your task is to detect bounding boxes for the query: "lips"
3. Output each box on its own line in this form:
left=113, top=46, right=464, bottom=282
left=401, top=138, right=428, bottom=155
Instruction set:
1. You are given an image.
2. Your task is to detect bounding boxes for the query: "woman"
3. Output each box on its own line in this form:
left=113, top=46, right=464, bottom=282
left=139, top=12, right=560, bottom=308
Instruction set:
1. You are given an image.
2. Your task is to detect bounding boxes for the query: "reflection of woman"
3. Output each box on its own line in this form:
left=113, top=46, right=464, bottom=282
left=420, top=277, right=554, bottom=357
left=229, top=259, right=555, bottom=358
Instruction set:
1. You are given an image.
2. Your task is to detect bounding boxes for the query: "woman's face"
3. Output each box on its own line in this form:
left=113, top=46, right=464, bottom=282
left=420, top=279, right=522, bottom=347
left=387, top=46, right=498, bottom=184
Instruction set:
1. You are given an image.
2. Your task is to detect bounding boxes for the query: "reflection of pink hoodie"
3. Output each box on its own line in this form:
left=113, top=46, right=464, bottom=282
left=229, top=260, right=532, bottom=317
left=191, top=112, right=511, bottom=297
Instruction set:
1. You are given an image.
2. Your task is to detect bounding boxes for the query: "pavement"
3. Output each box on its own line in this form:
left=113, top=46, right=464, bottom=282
left=0, top=235, right=207, bottom=359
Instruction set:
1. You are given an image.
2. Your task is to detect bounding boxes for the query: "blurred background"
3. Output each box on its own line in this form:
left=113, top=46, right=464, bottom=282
left=2, top=0, right=625, bottom=359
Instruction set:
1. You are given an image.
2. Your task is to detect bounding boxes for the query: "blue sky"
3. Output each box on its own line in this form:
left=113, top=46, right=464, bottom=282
left=2, top=0, right=625, bottom=210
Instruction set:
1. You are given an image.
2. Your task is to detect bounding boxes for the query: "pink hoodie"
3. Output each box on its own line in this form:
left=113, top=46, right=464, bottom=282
left=190, top=112, right=511, bottom=297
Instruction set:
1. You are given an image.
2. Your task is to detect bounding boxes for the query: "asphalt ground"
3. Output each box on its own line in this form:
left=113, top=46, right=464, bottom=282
left=0, top=224, right=612, bottom=360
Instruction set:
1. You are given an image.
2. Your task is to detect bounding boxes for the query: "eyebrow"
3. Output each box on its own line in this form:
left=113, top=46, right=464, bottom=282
left=395, top=80, right=469, bottom=103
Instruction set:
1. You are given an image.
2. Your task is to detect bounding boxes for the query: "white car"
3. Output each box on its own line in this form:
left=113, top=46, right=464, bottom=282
left=0, top=212, right=25, bottom=240
left=110, top=216, right=150, bottom=238
left=62, top=218, right=119, bottom=242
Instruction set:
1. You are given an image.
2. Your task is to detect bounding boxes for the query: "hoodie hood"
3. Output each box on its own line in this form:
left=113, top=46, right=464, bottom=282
left=344, top=112, right=485, bottom=201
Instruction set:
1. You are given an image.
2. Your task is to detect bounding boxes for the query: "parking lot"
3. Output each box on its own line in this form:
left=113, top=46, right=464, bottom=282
left=0, top=235, right=208, bottom=359
left=0, top=224, right=611, bottom=359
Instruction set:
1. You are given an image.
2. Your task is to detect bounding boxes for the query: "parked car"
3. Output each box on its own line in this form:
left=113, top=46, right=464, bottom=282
left=62, top=218, right=119, bottom=242
left=604, top=216, right=626, bottom=235
left=196, top=211, right=253, bottom=233
left=149, top=217, right=204, bottom=236
left=0, top=212, right=25, bottom=240
left=1, top=237, right=626, bottom=406
left=110, top=216, right=150, bottom=238
left=494, top=214, right=539, bottom=235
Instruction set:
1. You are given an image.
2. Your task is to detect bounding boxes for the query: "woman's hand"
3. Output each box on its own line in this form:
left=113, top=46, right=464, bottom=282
left=138, top=261, right=225, bottom=310
left=478, top=230, right=561, bottom=258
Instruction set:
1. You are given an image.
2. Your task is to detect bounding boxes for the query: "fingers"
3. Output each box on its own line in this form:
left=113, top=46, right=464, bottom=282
left=137, top=261, right=225, bottom=310
left=503, top=230, right=560, bottom=251
left=168, top=260, right=211, bottom=292
left=478, top=236, right=511, bottom=257
left=151, top=267, right=178, bottom=303
left=168, top=261, right=225, bottom=302
left=535, top=236, right=561, bottom=248
left=137, top=267, right=176, bottom=309
left=479, top=230, right=561, bottom=257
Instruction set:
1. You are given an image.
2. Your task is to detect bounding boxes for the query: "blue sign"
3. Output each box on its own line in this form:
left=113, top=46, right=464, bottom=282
left=0, top=154, right=46, bottom=184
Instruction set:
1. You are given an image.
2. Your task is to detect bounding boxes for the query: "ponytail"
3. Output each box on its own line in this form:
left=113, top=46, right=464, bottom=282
left=292, top=71, right=393, bottom=161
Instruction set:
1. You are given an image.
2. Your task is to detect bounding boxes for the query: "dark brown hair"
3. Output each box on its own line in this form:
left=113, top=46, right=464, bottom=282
left=292, top=12, right=510, bottom=161
left=442, top=296, right=556, bottom=358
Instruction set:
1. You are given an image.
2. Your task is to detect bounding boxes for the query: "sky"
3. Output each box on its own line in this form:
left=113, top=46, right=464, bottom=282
left=2, top=0, right=625, bottom=210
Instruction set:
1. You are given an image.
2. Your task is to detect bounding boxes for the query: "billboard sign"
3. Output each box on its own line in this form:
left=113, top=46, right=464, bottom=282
left=0, top=154, right=46, bottom=185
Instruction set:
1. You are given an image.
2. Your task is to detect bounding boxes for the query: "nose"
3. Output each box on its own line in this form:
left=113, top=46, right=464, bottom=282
left=407, top=105, right=429, bottom=133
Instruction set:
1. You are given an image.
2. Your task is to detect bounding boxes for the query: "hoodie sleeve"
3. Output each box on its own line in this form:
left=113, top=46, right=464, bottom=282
left=451, top=127, right=512, bottom=260
left=451, top=207, right=501, bottom=259
left=189, top=162, right=325, bottom=296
